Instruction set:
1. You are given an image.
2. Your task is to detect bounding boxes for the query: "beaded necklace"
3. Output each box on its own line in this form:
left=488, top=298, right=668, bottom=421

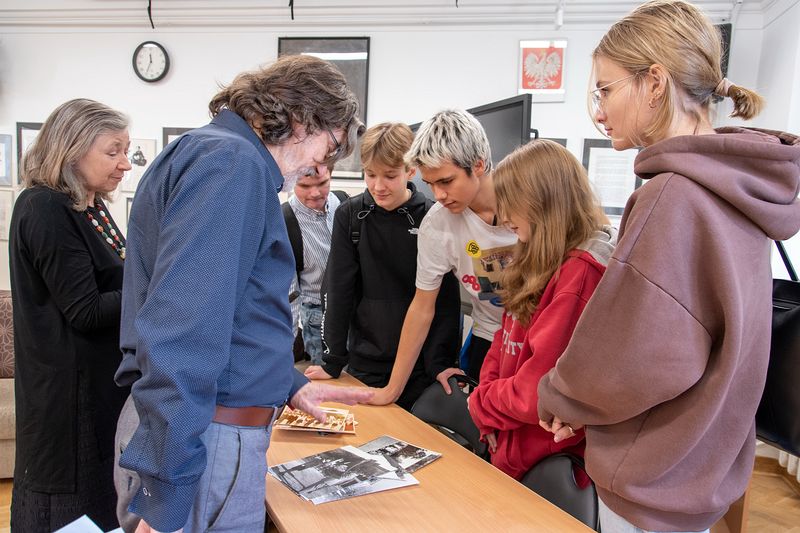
left=86, top=201, right=126, bottom=260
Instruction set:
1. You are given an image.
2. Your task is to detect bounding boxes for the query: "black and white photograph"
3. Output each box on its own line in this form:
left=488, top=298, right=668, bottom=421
left=0, top=190, right=12, bottom=241
left=0, top=134, right=11, bottom=186
left=16, top=122, right=42, bottom=183
left=358, top=435, right=441, bottom=474
left=122, top=138, right=156, bottom=193
left=269, top=445, right=418, bottom=505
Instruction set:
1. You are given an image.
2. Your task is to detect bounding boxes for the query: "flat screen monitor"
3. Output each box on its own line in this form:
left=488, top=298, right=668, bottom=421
left=409, top=94, right=532, bottom=200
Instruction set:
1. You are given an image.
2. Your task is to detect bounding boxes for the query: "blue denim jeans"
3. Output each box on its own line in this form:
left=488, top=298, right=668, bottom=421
left=300, top=301, right=324, bottom=365
left=598, top=498, right=710, bottom=533
left=115, top=395, right=276, bottom=532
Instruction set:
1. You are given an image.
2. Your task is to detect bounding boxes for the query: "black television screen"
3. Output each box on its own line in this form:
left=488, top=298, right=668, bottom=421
left=409, top=94, right=532, bottom=200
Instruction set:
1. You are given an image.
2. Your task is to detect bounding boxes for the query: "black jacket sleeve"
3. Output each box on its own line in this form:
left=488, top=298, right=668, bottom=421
left=321, top=200, right=359, bottom=378
left=24, top=198, right=121, bottom=332
left=421, top=270, right=462, bottom=378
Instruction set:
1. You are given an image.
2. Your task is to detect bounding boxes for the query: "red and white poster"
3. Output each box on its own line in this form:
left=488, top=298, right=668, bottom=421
left=518, top=40, right=567, bottom=102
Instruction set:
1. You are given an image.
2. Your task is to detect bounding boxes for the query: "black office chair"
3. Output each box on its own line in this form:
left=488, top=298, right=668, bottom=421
left=410, top=375, right=488, bottom=459
left=520, top=452, right=600, bottom=531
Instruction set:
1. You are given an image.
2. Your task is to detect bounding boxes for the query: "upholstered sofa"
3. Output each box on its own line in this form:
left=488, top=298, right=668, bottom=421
left=0, top=289, right=15, bottom=478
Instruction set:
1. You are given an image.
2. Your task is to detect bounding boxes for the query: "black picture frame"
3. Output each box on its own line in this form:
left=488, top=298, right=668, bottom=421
left=16, top=122, right=43, bottom=184
left=278, top=37, right=370, bottom=179
left=581, top=138, right=642, bottom=216
left=162, top=127, right=193, bottom=150
left=542, top=137, right=568, bottom=147
left=126, top=196, right=134, bottom=224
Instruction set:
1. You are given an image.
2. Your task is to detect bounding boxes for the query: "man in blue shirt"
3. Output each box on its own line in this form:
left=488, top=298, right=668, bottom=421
left=114, top=55, right=370, bottom=533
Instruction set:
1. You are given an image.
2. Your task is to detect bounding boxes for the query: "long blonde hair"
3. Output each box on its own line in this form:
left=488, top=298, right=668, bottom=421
left=494, top=140, right=607, bottom=325
left=592, top=0, right=763, bottom=143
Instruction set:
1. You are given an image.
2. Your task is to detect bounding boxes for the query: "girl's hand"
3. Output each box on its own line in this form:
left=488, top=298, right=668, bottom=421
left=485, top=432, right=498, bottom=453
left=436, top=367, right=466, bottom=394
left=540, top=416, right=583, bottom=443
left=304, top=365, right=333, bottom=380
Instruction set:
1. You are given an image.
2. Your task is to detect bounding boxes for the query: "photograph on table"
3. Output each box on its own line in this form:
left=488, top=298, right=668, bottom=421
left=273, top=406, right=355, bottom=434
left=358, top=435, right=441, bottom=473
left=122, top=138, right=156, bottom=193
left=16, top=122, right=43, bottom=184
left=518, top=39, right=567, bottom=102
left=278, top=36, right=369, bottom=179
left=269, top=445, right=418, bottom=505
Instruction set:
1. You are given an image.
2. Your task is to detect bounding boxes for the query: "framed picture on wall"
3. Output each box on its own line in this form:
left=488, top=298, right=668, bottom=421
left=581, top=138, right=641, bottom=217
left=126, top=196, right=134, bottom=224
left=278, top=37, right=370, bottom=179
left=518, top=40, right=567, bottom=102
left=0, top=134, right=12, bottom=186
left=0, top=190, right=13, bottom=241
left=122, top=138, right=157, bottom=192
left=162, top=127, right=193, bottom=150
left=16, top=122, right=43, bottom=184
left=542, top=137, right=567, bottom=148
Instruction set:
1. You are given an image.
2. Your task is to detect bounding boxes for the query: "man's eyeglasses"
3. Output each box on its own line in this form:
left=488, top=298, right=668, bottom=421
left=590, top=72, right=640, bottom=110
left=326, top=128, right=342, bottom=162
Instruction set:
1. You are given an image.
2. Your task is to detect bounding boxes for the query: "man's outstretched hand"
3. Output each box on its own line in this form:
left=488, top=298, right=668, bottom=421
left=290, top=382, right=374, bottom=422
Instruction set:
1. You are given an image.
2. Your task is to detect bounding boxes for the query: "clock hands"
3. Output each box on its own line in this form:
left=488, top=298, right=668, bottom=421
left=134, top=42, right=168, bottom=82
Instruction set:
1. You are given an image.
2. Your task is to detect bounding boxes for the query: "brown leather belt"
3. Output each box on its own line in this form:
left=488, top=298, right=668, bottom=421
left=213, top=405, right=278, bottom=427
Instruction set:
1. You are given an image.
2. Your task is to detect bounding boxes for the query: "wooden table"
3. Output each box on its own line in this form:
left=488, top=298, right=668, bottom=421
left=266, top=373, right=593, bottom=532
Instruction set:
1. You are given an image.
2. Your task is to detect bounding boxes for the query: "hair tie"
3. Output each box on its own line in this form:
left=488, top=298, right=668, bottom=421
left=714, top=78, right=733, bottom=97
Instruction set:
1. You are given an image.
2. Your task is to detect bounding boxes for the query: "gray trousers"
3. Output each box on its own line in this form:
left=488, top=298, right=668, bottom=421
left=114, top=395, right=275, bottom=533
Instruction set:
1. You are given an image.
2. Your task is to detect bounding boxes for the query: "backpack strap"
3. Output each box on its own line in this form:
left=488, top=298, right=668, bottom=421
left=776, top=241, right=798, bottom=281
left=281, top=202, right=304, bottom=275
left=332, top=189, right=349, bottom=202
left=350, top=194, right=371, bottom=245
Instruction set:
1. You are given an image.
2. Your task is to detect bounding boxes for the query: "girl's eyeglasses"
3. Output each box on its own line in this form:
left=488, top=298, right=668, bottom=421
left=590, top=72, right=640, bottom=110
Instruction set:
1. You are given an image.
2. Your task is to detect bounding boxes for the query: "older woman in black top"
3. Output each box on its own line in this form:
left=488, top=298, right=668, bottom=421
left=10, top=98, right=131, bottom=532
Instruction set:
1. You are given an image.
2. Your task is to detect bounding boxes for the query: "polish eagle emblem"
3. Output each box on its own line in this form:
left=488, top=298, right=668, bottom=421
left=523, top=48, right=563, bottom=90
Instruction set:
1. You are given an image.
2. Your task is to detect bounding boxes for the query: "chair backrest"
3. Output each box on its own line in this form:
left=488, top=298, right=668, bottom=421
left=410, top=376, right=488, bottom=458
left=519, top=453, right=599, bottom=531
left=0, top=290, right=13, bottom=379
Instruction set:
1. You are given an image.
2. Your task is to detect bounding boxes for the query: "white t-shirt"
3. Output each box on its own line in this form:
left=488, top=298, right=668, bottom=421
left=416, top=202, right=517, bottom=341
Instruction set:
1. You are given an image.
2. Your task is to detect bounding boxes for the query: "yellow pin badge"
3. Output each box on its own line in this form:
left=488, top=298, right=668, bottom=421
left=466, top=240, right=481, bottom=258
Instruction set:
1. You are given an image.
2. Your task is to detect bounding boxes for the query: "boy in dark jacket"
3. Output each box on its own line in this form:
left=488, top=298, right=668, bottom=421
left=305, top=123, right=461, bottom=409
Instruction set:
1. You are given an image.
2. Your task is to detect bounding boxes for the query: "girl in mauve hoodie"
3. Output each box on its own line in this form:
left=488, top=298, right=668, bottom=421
left=537, top=2, right=800, bottom=533
left=468, top=139, right=615, bottom=482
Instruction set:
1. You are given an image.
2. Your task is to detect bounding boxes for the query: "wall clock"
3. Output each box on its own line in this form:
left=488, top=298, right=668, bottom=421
left=132, top=41, right=170, bottom=83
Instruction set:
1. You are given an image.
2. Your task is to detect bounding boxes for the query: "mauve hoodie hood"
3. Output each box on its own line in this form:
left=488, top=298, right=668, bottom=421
left=635, top=127, right=800, bottom=241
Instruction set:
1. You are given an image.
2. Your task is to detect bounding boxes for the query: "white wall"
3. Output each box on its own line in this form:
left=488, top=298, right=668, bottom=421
left=0, top=14, right=791, bottom=289
left=748, top=1, right=800, bottom=277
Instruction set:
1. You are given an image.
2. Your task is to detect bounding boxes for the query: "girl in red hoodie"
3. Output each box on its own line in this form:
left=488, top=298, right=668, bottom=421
left=468, top=139, right=615, bottom=481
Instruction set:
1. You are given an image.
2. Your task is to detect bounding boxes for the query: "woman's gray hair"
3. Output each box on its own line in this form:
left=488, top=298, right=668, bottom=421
left=405, top=109, right=492, bottom=175
left=22, top=98, right=129, bottom=211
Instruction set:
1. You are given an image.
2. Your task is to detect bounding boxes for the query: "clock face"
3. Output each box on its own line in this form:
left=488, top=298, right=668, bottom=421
left=133, top=41, right=169, bottom=83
